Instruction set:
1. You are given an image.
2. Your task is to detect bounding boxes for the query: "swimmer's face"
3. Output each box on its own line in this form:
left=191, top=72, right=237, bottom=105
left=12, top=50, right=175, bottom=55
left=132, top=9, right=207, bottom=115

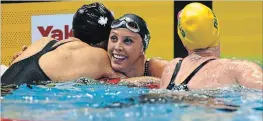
left=108, top=28, right=144, bottom=74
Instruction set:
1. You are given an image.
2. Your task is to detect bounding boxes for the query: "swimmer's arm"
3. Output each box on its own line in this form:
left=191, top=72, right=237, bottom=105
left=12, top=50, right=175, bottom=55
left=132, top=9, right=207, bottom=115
left=101, top=69, right=126, bottom=80
left=10, top=46, right=28, bottom=65
left=233, top=60, right=263, bottom=90
left=118, top=76, right=161, bottom=88
left=148, top=57, right=169, bottom=78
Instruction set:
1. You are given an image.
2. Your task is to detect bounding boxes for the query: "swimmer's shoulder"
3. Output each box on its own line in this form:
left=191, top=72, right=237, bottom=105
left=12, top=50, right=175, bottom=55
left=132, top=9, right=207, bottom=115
left=216, top=58, right=262, bottom=73
left=21, top=37, right=56, bottom=53
left=224, top=58, right=262, bottom=69
left=168, top=57, right=183, bottom=66
left=29, top=37, right=55, bottom=46
left=148, top=57, right=169, bottom=78
left=149, top=57, right=169, bottom=67
left=216, top=58, right=255, bottom=66
left=162, top=57, right=183, bottom=75
left=149, top=57, right=169, bottom=64
left=41, top=37, right=55, bottom=41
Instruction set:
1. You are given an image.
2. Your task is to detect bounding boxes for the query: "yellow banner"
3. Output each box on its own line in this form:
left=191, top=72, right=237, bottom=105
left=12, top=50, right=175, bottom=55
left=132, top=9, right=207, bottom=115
left=213, top=1, right=263, bottom=64
left=2, top=1, right=261, bottom=66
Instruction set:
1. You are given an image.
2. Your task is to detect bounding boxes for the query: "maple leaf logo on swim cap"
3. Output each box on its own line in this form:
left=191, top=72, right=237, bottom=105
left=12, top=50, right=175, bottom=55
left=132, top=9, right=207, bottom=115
left=98, top=16, right=108, bottom=26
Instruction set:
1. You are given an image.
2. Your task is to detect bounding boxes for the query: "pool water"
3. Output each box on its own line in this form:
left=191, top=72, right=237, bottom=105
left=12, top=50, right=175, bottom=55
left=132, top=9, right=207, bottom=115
left=1, top=82, right=262, bottom=121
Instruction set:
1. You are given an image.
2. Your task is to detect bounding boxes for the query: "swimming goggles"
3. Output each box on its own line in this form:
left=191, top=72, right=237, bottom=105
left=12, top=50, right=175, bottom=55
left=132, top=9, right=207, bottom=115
left=111, top=17, right=140, bottom=33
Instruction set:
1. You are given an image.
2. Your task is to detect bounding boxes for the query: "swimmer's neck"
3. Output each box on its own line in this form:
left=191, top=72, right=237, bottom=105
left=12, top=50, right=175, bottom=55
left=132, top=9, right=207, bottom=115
left=188, top=51, right=217, bottom=57
left=188, top=45, right=220, bottom=58
left=125, top=55, right=146, bottom=77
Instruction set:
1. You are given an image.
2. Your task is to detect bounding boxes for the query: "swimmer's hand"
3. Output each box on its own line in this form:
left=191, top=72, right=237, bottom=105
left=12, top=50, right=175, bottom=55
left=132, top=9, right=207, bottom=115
left=118, top=76, right=161, bottom=89
left=10, top=45, right=28, bottom=65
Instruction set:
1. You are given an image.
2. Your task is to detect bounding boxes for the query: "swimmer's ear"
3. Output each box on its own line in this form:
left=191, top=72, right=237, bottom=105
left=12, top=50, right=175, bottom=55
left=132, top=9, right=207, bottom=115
left=140, top=47, right=145, bottom=55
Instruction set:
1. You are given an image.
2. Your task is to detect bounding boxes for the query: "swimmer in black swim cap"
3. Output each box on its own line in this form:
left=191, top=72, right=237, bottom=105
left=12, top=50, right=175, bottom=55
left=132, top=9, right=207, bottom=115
left=107, top=13, right=151, bottom=77
left=73, top=2, right=114, bottom=49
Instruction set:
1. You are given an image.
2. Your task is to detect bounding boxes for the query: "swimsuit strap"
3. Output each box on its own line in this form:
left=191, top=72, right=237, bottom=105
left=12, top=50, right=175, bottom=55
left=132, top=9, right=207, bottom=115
left=166, top=59, right=183, bottom=90
left=181, top=58, right=216, bottom=85
left=41, top=40, right=58, bottom=52
left=144, top=60, right=149, bottom=76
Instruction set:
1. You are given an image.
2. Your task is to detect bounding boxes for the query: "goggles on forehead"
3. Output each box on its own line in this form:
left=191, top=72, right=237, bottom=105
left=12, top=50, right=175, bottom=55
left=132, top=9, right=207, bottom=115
left=111, top=17, right=140, bottom=33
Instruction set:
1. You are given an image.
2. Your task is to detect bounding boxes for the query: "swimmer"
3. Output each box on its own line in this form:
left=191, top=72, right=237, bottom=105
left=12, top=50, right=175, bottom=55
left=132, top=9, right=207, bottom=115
left=1, top=2, right=124, bottom=86
left=104, top=13, right=170, bottom=87
left=160, top=2, right=263, bottom=91
left=107, top=14, right=163, bottom=76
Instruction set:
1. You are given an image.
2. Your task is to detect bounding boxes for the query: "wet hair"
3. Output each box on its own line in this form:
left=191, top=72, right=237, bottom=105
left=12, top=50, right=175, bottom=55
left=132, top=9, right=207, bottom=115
left=72, top=2, right=114, bottom=45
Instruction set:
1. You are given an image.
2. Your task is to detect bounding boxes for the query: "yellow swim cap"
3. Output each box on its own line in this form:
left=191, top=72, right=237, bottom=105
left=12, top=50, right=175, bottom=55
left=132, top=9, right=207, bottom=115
left=178, top=2, right=220, bottom=50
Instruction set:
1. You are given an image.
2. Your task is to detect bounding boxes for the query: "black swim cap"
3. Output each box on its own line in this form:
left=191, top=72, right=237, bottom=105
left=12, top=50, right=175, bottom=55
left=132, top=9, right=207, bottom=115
left=72, top=2, right=114, bottom=45
left=111, top=14, right=150, bottom=51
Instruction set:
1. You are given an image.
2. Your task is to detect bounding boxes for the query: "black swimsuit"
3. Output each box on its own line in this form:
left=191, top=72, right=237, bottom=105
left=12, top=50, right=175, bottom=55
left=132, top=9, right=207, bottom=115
left=144, top=60, right=149, bottom=76
left=166, top=59, right=216, bottom=91
left=1, top=40, right=72, bottom=86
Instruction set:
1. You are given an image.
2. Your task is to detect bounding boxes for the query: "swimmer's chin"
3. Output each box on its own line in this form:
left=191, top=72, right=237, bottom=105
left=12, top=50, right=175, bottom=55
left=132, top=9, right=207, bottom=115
left=111, top=62, right=125, bottom=72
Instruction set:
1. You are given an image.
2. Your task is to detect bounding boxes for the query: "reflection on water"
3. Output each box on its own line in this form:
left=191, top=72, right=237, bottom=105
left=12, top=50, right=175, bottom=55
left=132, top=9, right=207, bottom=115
left=1, top=82, right=262, bottom=121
